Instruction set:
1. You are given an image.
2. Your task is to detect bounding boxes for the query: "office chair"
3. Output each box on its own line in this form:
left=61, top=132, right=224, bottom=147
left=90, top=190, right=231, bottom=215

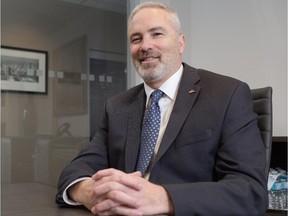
left=251, top=86, right=273, bottom=179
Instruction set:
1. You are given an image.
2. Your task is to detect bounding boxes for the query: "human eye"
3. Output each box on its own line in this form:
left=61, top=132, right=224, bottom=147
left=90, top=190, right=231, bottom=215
left=130, top=35, right=142, bottom=44
left=150, top=27, right=165, bottom=38
left=152, top=32, right=164, bottom=38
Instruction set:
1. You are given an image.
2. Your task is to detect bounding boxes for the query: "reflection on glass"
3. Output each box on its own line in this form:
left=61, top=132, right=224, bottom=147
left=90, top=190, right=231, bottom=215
left=1, top=0, right=127, bottom=187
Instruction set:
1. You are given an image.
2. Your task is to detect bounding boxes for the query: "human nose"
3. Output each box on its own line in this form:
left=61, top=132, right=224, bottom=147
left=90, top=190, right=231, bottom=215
left=139, top=36, right=153, bottom=52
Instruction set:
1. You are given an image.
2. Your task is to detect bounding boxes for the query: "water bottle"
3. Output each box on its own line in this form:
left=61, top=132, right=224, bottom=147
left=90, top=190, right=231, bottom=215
left=269, top=173, right=282, bottom=209
left=268, top=168, right=288, bottom=209
left=279, top=173, right=287, bottom=209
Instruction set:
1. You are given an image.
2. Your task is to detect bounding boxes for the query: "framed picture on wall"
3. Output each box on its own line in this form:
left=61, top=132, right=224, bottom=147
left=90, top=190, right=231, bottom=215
left=1, top=46, right=48, bottom=94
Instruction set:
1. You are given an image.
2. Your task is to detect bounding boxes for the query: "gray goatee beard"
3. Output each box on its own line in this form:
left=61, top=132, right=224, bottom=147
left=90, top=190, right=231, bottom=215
left=136, top=61, right=167, bottom=83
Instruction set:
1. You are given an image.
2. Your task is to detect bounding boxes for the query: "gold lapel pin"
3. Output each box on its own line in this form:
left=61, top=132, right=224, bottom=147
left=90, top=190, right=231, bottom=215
left=188, top=89, right=196, bottom=94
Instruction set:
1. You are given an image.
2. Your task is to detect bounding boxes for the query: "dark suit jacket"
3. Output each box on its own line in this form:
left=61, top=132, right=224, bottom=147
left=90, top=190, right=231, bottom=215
left=56, top=63, right=268, bottom=216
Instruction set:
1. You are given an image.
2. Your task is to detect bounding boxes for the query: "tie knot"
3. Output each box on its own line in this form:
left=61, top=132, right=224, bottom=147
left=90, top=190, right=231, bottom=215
left=151, top=89, right=163, bottom=103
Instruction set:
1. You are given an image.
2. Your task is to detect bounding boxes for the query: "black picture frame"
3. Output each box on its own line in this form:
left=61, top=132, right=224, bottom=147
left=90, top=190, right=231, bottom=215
left=1, top=46, right=48, bottom=94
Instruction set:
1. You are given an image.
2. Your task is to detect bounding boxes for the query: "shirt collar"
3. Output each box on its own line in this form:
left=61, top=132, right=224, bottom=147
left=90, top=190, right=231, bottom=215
left=144, top=64, right=183, bottom=104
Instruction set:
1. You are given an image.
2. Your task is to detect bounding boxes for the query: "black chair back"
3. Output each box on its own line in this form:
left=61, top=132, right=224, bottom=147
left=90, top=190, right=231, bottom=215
left=251, top=86, right=273, bottom=178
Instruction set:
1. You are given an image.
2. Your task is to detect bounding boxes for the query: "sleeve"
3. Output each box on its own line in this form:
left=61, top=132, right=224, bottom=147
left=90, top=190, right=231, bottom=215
left=62, top=177, right=91, bottom=205
left=164, top=82, right=268, bottom=216
left=55, top=103, right=110, bottom=206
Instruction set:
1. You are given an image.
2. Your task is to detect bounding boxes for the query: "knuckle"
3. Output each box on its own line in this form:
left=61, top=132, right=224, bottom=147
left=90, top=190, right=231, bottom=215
left=108, top=190, right=119, bottom=200
left=108, top=181, right=117, bottom=190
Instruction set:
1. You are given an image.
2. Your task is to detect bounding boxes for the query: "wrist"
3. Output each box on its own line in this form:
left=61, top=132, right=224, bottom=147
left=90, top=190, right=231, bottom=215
left=157, top=186, right=174, bottom=215
left=68, top=178, right=94, bottom=203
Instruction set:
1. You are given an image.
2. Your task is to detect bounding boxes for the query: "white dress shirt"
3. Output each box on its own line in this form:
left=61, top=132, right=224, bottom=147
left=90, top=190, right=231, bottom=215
left=143, top=64, right=183, bottom=179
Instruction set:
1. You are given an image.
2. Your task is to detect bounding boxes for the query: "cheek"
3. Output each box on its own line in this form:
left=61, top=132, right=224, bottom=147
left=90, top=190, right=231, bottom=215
left=130, top=47, right=139, bottom=59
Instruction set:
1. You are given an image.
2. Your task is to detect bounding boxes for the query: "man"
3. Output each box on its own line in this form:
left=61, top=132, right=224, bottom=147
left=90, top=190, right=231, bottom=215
left=56, top=2, right=268, bottom=215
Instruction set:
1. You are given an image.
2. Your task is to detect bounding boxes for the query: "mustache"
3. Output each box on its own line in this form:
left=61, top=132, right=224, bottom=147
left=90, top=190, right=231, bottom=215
left=138, top=51, right=160, bottom=61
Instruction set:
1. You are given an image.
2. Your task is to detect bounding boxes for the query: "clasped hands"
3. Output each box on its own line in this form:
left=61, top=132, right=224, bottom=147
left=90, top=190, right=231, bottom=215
left=68, top=168, right=173, bottom=216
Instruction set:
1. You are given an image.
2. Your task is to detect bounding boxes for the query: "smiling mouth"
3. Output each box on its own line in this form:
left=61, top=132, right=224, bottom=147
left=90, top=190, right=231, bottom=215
left=140, top=56, right=159, bottom=64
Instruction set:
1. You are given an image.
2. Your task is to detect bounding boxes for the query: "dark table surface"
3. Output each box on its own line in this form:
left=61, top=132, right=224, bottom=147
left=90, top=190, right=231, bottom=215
left=266, top=209, right=288, bottom=216
left=1, top=182, right=287, bottom=216
left=1, top=182, right=92, bottom=216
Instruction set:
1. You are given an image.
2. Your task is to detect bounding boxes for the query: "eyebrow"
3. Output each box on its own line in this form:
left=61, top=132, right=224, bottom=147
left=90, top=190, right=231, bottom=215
left=129, top=26, right=166, bottom=40
left=148, top=26, right=166, bottom=33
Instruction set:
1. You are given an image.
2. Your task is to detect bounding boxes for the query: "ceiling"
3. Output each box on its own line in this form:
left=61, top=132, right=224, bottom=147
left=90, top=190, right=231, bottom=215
left=60, top=0, right=126, bottom=14
left=1, top=0, right=127, bottom=36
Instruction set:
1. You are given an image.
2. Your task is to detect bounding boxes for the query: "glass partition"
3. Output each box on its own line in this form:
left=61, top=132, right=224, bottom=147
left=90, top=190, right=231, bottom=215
left=1, top=0, right=127, bottom=187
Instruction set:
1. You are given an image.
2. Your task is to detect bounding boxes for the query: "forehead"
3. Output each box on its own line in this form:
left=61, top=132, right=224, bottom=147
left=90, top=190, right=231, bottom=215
left=128, top=8, right=174, bottom=34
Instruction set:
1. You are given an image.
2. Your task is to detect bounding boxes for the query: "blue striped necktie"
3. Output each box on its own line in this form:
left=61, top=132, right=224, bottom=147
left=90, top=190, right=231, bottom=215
left=136, top=89, right=163, bottom=176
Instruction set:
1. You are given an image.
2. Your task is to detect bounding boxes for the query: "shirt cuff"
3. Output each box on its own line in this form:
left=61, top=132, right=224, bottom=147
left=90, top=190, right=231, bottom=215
left=63, top=177, right=92, bottom=205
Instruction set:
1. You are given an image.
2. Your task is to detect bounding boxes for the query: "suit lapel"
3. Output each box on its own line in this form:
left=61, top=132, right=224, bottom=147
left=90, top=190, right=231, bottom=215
left=124, top=88, right=146, bottom=173
left=153, top=65, right=201, bottom=166
left=124, top=65, right=201, bottom=172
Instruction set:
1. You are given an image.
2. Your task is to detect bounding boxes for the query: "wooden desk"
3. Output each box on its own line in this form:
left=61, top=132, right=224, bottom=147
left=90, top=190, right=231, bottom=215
left=1, top=182, right=287, bottom=216
left=1, top=183, right=92, bottom=216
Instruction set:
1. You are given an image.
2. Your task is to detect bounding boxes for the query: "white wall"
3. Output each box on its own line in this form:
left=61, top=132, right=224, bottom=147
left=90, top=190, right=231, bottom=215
left=129, top=0, right=287, bottom=136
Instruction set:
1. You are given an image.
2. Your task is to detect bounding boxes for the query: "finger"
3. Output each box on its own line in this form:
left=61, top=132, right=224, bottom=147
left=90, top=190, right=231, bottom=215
left=92, top=168, right=122, bottom=180
left=92, top=180, right=141, bottom=208
left=129, top=171, right=142, bottom=177
left=92, top=169, right=141, bottom=180
left=92, top=190, right=140, bottom=213
left=114, top=174, right=142, bottom=191
left=94, top=183, right=141, bottom=208
left=93, top=170, right=143, bottom=191
left=96, top=206, right=142, bottom=216
left=91, top=198, right=119, bottom=214
left=93, top=181, right=123, bottom=197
